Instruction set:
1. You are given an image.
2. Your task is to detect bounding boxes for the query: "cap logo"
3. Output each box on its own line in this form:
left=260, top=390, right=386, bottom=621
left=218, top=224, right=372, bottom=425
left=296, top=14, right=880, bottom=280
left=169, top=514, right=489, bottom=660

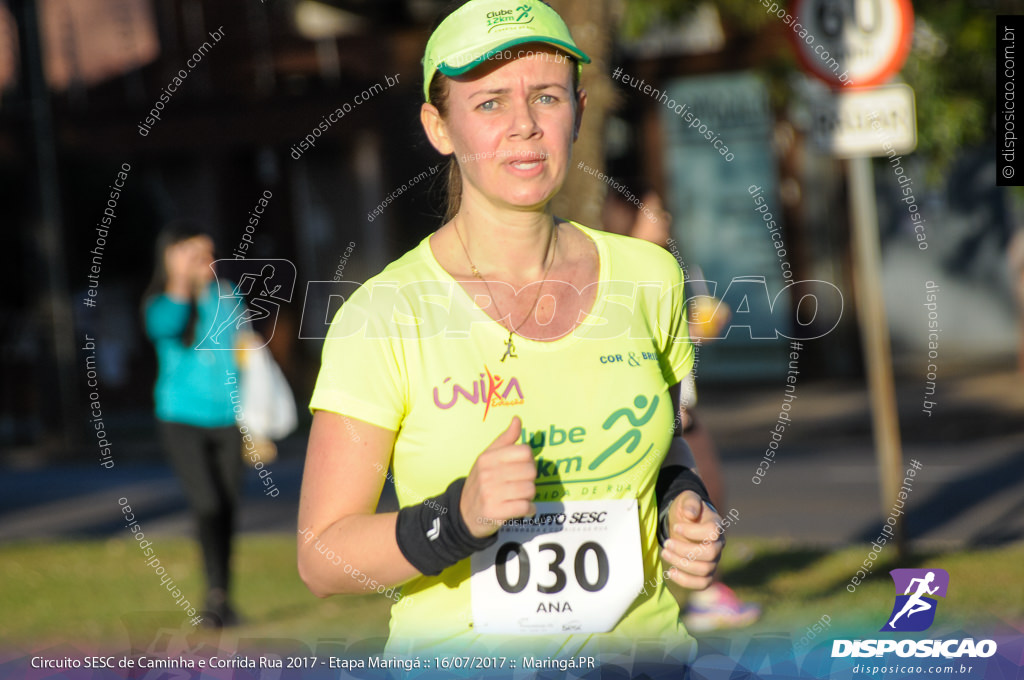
left=487, top=4, right=534, bottom=32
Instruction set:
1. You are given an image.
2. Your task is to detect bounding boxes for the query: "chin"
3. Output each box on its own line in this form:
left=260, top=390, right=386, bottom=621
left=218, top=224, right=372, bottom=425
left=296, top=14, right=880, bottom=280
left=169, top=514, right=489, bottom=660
left=503, top=183, right=564, bottom=208
left=502, top=195, right=558, bottom=211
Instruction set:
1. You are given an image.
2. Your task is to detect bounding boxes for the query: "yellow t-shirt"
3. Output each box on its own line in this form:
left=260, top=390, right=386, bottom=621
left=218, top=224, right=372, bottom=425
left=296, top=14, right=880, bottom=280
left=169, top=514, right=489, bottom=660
left=310, top=221, right=695, bottom=659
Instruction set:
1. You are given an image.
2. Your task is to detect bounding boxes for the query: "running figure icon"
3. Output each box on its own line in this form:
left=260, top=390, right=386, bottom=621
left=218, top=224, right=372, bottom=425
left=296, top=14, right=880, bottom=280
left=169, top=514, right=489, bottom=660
left=194, top=258, right=297, bottom=350
left=880, top=567, right=949, bottom=632
left=211, top=264, right=281, bottom=344
left=887, top=571, right=939, bottom=628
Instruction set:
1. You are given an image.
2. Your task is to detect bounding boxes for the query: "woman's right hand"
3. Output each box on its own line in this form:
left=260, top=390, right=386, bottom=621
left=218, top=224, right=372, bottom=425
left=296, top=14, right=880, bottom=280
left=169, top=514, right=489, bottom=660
left=165, top=236, right=215, bottom=298
left=460, top=416, right=537, bottom=539
left=164, top=242, right=195, bottom=298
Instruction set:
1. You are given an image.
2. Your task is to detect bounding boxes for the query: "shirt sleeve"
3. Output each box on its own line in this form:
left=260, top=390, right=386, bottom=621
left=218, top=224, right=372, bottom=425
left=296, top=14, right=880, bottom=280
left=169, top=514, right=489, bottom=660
left=308, top=281, right=407, bottom=432
left=654, top=251, right=694, bottom=387
left=145, top=295, right=190, bottom=341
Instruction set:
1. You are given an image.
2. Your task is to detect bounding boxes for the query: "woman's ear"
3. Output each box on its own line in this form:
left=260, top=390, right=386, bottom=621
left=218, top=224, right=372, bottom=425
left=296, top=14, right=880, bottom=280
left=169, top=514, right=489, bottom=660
left=573, top=88, right=588, bottom=142
left=421, top=103, right=455, bottom=155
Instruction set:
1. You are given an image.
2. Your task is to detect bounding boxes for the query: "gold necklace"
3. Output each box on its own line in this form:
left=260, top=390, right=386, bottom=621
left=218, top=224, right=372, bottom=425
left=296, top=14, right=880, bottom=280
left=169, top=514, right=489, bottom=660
left=454, top=216, right=559, bottom=362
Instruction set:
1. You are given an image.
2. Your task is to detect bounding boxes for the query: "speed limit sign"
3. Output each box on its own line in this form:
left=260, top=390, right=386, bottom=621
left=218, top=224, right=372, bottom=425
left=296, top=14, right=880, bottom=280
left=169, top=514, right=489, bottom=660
left=791, top=0, right=914, bottom=88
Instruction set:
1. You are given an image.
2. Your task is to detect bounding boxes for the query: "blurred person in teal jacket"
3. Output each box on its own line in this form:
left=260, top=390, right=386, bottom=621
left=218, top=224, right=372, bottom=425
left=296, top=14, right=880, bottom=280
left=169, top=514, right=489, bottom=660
left=143, top=225, right=242, bottom=627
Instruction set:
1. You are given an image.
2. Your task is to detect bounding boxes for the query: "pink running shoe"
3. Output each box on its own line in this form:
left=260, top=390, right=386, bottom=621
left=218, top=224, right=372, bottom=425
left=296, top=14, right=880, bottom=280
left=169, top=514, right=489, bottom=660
left=683, top=583, right=761, bottom=633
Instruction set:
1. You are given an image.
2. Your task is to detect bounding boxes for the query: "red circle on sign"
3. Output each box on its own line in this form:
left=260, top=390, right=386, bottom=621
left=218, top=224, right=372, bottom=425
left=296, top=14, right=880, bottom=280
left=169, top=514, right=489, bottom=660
left=789, top=0, right=914, bottom=88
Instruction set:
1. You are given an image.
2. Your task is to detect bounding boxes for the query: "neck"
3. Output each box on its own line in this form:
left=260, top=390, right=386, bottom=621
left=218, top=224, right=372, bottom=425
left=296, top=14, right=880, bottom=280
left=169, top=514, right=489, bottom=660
left=455, top=195, right=558, bottom=282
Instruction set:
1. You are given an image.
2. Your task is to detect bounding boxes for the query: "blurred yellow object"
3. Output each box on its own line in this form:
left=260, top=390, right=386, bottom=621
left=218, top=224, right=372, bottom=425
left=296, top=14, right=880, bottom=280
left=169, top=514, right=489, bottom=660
left=689, top=296, right=730, bottom=341
left=243, top=437, right=278, bottom=465
left=234, top=331, right=263, bottom=369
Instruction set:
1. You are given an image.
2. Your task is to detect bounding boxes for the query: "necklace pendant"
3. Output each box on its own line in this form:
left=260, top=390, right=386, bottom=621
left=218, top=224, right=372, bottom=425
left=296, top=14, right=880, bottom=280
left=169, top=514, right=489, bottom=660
left=501, top=332, right=517, bottom=362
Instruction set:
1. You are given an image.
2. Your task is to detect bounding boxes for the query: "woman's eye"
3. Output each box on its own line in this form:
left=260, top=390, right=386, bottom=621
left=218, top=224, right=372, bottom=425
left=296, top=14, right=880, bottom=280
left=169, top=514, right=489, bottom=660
left=536, top=94, right=557, bottom=105
left=479, top=100, right=498, bottom=112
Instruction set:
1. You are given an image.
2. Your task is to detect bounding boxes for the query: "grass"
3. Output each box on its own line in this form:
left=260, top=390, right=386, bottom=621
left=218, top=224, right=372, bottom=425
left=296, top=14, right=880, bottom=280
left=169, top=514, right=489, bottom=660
left=704, top=539, right=1024, bottom=638
left=0, top=536, right=391, bottom=651
left=1, top=536, right=1020, bottom=650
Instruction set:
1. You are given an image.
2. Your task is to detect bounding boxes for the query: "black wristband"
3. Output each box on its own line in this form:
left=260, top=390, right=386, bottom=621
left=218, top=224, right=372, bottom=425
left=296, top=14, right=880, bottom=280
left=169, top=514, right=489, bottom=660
left=395, top=477, right=497, bottom=576
left=655, top=464, right=712, bottom=546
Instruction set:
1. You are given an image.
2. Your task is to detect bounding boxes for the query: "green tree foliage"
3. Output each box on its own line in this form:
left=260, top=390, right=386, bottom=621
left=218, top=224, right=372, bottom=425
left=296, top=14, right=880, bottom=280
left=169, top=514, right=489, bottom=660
left=621, top=1, right=1012, bottom=179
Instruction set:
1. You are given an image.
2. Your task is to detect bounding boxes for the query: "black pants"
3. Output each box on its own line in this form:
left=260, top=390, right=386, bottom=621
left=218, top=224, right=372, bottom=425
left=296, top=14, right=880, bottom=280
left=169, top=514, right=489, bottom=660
left=158, top=421, right=243, bottom=597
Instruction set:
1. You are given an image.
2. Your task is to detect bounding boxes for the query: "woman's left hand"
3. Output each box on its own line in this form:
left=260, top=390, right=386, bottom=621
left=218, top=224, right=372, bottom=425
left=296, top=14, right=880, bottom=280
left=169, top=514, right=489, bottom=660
left=661, top=490, right=724, bottom=590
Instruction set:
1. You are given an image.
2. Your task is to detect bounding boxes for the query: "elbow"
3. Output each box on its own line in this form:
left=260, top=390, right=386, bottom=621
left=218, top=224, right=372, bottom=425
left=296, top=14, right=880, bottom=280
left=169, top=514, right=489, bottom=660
left=297, top=551, right=334, bottom=598
left=307, top=583, right=332, bottom=600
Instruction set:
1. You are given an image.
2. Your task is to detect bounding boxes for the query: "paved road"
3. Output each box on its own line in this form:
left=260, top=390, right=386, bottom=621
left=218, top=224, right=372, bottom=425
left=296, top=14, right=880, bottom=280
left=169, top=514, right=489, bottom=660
left=1, top=368, right=1021, bottom=548
left=699, top=367, right=1024, bottom=547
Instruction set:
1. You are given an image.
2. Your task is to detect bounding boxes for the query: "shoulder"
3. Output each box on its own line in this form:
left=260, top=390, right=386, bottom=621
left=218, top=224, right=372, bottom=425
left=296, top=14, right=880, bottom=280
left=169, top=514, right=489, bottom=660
left=145, top=292, right=187, bottom=313
left=340, top=235, right=442, bottom=319
left=568, top=221, right=683, bottom=281
left=360, top=235, right=438, bottom=290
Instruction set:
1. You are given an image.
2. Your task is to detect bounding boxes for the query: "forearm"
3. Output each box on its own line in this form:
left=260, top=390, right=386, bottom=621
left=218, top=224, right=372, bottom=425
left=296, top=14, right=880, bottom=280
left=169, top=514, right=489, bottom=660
left=299, top=411, right=421, bottom=598
left=297, top=511, right=419, bottom=598
left=657, top=436, right=713, bottom=544
left=297, top=412, right=508, bottom=599
left=663, top=433, right=697, bottom=470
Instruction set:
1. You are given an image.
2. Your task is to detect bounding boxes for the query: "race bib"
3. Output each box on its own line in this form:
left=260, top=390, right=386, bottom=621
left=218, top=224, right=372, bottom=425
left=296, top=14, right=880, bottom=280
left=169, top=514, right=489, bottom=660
left=470, top=499, right=644, bottom=635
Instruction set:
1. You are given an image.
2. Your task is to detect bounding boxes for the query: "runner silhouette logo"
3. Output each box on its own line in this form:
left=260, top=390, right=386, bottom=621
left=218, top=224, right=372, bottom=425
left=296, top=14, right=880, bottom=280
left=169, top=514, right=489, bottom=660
left=881, top=568, right=949, bottom=632
left=196, top=259, right=297, bottom=350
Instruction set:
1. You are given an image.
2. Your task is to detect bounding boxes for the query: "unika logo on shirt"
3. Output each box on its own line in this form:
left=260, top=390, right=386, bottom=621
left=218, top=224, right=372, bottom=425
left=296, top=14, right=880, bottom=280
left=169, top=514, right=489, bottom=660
left=432, top=366, right=524, bottom=420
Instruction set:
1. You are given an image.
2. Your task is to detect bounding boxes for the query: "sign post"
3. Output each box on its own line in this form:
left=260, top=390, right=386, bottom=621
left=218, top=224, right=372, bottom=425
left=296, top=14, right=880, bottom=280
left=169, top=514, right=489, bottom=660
left=793, top=0, right=915, bottom=557
left=847, top=155, right=907, bottom=556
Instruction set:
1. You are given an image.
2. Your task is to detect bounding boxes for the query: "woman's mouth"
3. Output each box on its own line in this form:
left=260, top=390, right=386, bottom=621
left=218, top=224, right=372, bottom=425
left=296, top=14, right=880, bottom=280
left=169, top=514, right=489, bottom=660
left=506, top=153, right=547, bottom=175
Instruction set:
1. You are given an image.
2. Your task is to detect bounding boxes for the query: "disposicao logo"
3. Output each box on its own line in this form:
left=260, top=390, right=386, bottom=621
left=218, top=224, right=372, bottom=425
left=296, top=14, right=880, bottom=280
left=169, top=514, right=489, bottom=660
left=832, top=567, right=997, bottom=659
left=881, top=568, right=948, bottom=632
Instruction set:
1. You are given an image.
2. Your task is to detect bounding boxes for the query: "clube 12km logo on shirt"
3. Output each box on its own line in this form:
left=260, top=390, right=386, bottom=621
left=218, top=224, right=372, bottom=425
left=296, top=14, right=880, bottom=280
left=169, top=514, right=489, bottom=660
left=832, top=569, right=997, bottom=659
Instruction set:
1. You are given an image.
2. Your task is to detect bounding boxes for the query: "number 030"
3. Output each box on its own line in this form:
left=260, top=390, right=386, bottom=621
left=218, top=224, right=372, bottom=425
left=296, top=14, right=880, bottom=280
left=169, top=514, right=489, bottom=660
left=494, top=542, right=609, bottom=595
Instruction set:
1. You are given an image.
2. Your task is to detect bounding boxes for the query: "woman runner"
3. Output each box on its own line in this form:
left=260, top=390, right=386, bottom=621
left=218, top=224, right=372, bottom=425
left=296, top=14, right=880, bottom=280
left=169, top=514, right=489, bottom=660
left=298, top=0, right=724, bottom=661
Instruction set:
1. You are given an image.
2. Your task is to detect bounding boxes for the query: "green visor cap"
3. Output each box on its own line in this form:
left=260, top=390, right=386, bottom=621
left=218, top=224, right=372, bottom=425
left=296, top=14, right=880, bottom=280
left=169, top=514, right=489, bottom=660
left=422, top=1, right=591, bottom=102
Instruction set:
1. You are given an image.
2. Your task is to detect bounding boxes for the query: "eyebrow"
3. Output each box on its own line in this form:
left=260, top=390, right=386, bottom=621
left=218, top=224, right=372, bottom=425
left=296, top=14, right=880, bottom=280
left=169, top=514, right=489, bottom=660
left=469, top=83, right=570, bottom=98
